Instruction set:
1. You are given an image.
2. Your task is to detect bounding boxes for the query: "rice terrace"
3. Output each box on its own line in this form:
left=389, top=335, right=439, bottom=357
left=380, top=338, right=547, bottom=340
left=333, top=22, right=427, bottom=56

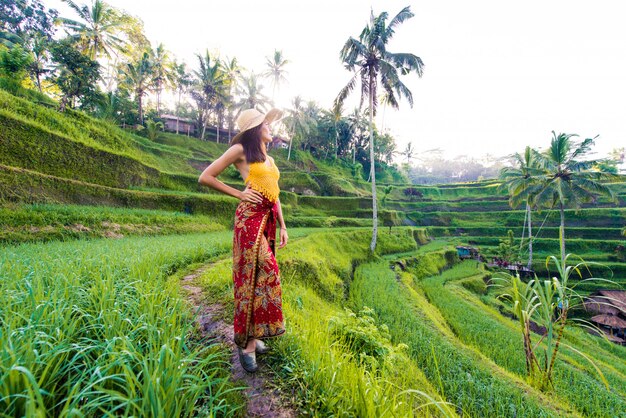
left=1, top=0, right=625, bottom=417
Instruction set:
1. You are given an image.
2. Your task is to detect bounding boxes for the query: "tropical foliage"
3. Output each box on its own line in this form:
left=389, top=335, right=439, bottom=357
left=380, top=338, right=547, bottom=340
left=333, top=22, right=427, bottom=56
left=334, top=5, right=424, bottom=251
left=499, top=146, right=542, bottom=268
left=0, top=1, right=414, bottom=183
left=533, top=132, right=618, bottom=264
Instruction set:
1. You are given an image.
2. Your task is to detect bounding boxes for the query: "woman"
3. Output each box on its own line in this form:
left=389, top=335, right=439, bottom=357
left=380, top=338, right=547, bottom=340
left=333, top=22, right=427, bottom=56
left=198, top=108, right=287, bottom=373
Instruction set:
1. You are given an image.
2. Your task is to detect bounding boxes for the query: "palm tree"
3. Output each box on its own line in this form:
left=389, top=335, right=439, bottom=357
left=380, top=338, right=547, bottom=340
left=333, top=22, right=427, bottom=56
left=283, top=96, right=314, bottom=161
left=222, top=56, right=242, bottom=142
left=27, top=33, right=49, bottom=92
left=263, top=49, right=289, bottom=104
left=327, top=104, right=345, bottom=160
left=192, top=50, right=227, bottom=140
left=301, top=100, right=321, bottom=152
left=334, top=6, right=424, bottom=252
left=499, top=146, right=542, bottom=269
left=347, top=108, right=368, bottom=165
left=235, top=72, right=271, bottom=113
left=119, top=50, right=152, bottom=125
left=150, top=43, right=173, bottom=116
left=60, top=0, right=126, bottom=60
left=534, top=132, right=618, bottom=265
left=402, top=142, right=415, bottom=165
left=172, top=60, right=192, bottom=134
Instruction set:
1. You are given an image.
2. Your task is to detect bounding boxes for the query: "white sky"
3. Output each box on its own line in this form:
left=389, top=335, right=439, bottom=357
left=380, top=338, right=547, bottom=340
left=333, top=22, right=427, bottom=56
left=46, top=0, right=626, bottom=162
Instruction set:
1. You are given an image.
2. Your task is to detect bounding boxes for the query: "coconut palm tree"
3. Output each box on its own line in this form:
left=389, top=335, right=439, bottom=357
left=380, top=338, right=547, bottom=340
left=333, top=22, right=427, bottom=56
left=263, top=49, right=289, bottom=104
left=334, top=6, right=424, bottom=252
left=534, top=132, right=618, bottom=265
left=499, top=146, right=543, bottom=269
left=192, top=50, right=227, bottom=140
left=283, top=96, right=315, bottom=161
left=235, top=72, right=271, bottom=113
left=222, top=56, right=242, bottom=142
left=60, top=0, right=127, bottom=60
left=172, top=60, right=192, bottom=134
left=328, top=103, right=344, bottom=160
left=347, top=107, right=368, bottom=165
left=402, top=142, right=415, bottom=165
left=300, top=100, right=321, bottom=152
left=26, top=33, right=49, bottom=92
left=150, top=43, right=173, bottom=116
left=119, top=50, right=152, bottom=125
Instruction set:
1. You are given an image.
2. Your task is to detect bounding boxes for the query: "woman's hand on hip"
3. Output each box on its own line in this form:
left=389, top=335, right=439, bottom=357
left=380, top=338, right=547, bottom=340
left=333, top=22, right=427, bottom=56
left=279, top=228, right=288, bottom=249
left=240, top=187, right=264, bottom=204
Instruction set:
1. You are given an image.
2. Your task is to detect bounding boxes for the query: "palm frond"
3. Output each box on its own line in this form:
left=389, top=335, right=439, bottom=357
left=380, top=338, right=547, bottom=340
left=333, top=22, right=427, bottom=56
left=340, top=37, right=366, bottom=70
left=385, top=6, right=414, bottom=41
left=334, top=73, right=358, bottom=110
left=62, top=0, right=88, bottom=21
left=570, top=136, right=597, bottom=161
left=386, top=52, right=425, bottom=77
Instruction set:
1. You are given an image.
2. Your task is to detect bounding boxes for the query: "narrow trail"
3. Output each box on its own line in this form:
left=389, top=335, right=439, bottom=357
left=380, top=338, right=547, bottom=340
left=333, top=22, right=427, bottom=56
left=180, top=264, right=297, bottom=418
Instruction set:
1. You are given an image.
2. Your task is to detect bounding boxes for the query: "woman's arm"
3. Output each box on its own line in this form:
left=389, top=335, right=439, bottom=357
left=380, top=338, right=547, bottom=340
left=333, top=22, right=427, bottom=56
left=276, top=198, right=288, bottom=248
left=198, top=145, right=263, bottom=203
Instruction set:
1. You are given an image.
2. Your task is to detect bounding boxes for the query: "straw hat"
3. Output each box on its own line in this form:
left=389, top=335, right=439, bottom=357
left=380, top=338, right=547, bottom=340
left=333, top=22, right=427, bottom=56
left=230, top=108, right=283, bottom=145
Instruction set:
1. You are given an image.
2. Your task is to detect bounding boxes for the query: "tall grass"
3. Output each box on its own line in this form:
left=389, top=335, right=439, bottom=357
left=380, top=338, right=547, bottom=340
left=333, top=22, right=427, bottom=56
left=0, top=232, right=239, bottom=416
left=350, top=261, right=572, bottom=417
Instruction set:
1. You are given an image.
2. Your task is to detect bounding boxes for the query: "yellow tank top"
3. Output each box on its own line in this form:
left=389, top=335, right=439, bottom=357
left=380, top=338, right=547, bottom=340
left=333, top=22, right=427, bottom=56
left=245, top=159, right=280, bottom=202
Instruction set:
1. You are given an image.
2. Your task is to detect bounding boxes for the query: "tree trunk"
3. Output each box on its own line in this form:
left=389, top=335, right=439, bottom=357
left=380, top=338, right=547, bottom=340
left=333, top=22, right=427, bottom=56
left=334, top=122, right=338, bottom=160
left=200, top=113, right=206, bottom=141
left=176, top=90, right=181, bottom=134
left=59, top=96, right=68, bottom=112
left=138, top=92, right=144, bottom=125
left=156, top=86, right=161, bottom=116
left=216, top=113, right=220, bottom=144
left=369, top=74, right=378, bottom=253
left=287, top=135, right=293, bottom=160
left=201, top=108, right=208, bottom=140
left=527, top=201, right=533, bottom=270
left=559, top=201, right=565, bottom=267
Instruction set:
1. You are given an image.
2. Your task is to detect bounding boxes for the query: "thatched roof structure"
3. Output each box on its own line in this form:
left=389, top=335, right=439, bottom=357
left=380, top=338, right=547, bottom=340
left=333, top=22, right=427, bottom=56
left=591, top=314, right=626, bottom=329
left=584, top=297, right=621, bottom=315
left=584, top=290, right=626, bottom=316
left=596, top=290, right=626, bottom=313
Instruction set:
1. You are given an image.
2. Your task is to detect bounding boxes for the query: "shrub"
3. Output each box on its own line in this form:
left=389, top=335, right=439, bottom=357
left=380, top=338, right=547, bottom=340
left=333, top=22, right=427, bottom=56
left=328, top=307, right=407, bottom=368
left=403, top=187, right=423, bottom=199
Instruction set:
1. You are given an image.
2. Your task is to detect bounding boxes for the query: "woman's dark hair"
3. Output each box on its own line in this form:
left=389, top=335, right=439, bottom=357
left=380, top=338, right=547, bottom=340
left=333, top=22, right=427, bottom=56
left=239, top=124, right=266, bottom=163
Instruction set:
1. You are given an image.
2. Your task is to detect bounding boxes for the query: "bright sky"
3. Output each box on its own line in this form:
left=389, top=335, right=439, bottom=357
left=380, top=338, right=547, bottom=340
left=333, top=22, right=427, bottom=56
left=47, top=0, right=625, bottom=162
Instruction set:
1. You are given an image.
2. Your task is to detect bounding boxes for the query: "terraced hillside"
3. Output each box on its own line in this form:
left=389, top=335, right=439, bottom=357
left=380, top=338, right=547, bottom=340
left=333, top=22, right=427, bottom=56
left=286, top=180, right=625, bottom=291
left=1, top=86, right=625, bottom=416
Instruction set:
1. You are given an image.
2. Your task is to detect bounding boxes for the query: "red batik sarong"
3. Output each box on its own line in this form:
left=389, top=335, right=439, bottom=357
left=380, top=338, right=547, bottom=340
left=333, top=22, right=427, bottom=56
left=232, top=197, right=285, bottom=348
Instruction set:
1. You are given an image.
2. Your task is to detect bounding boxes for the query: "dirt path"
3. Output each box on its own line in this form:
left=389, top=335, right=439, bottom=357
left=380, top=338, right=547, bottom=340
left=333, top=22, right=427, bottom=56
left=181, top=265, right=296, bottom=418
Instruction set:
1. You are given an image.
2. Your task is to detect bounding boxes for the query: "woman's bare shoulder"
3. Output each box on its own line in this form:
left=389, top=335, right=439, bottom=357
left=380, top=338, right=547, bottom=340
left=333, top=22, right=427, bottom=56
left=228, top=143, right=245, bottom=155
left=221, top=144, right=245, bottom=162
